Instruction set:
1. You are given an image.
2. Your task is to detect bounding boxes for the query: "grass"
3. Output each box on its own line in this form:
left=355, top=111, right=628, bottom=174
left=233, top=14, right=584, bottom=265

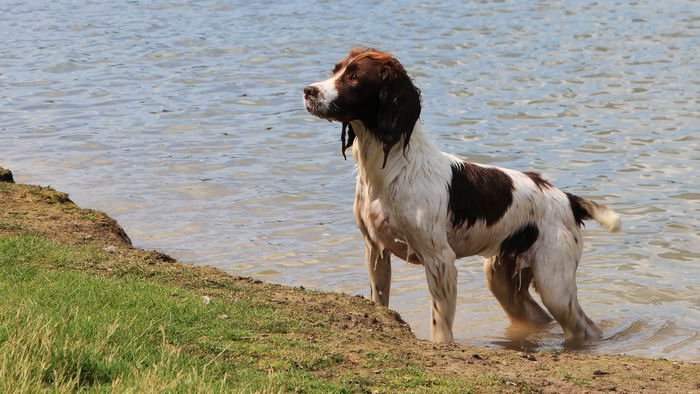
left=0, top=235, right=479, bottom=392
left=0, top=236, right=362, bottom=392
left=1, top=173, right=699, bottom=393
left=562, top=373, right=591, bottom=387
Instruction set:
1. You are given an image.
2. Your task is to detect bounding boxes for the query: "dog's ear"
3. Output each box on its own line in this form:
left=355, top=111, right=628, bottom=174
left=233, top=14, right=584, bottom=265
left=341, top=122, right=355, bottom=159
left=376, top=60, right=421, bottom=168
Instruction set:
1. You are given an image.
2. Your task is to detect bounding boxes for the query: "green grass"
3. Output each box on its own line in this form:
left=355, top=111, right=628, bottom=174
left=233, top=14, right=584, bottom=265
left=0, top=235, right=482, bottom=393
left=562, top=372, right=591, bottom=386
left=0, top=236, right=362, bottom=392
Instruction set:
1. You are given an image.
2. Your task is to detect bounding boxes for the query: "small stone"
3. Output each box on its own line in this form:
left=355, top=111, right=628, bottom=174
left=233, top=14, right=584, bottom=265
left=0, top=168, right=14, bottom=183
left=103, top=245, right=117, bottom=253
left=202, top=296, right=211, bottom=305
left=472, top=354, right=483, bottom=360
left=217, top=313, right=228, bottom=319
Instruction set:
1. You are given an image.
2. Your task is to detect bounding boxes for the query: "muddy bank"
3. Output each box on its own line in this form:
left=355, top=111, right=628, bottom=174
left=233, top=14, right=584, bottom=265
left=1, top=167, right=698, bottom=393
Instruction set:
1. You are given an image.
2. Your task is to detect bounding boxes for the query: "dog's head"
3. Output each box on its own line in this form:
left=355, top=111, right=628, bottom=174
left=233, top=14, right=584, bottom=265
left=303, top=47, right=421, bottom=165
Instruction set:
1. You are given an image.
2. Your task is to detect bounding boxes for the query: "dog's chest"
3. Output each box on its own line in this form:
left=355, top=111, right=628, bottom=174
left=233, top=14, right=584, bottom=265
left=354, top=179, right=423, bottom=264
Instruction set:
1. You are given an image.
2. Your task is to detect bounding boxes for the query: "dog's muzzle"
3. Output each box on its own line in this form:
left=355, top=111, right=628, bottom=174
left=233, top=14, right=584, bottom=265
left=303, top=85, right=331, bottom=119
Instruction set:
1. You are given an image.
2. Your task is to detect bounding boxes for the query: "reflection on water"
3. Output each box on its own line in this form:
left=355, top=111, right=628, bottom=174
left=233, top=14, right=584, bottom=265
left=1, top=0, right=699, bottom=361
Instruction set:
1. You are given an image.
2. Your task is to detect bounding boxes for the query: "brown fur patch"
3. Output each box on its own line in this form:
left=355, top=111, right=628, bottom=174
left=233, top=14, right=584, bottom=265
left=566, top=192, right=592, bottom=227
left=448, top=162, right=514, bottom=228
left=524, top=171, right=552, bottom=191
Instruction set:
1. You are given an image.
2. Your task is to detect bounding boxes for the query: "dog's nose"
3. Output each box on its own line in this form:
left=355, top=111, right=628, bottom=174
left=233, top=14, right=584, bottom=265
left=304, top=85, right=320, bottom=99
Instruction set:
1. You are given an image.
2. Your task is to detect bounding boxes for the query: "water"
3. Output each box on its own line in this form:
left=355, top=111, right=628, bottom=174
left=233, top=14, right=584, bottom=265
left=2, top=0, right=699, bottom=361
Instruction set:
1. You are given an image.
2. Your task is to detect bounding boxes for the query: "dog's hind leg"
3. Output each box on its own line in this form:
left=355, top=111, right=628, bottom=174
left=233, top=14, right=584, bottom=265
left=424, top=247, right=458, bottom=342
left=532, top=231, right=602, bottom=342
left=365, top=240, right=391, bottom=306
left=484, top=256, right=553, bottom=330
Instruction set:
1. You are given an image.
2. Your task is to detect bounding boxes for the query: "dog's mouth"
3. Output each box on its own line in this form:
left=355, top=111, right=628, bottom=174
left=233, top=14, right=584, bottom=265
left=304, top=98, right=345, bottom=122
left=305, top=100, right=332, bottom=120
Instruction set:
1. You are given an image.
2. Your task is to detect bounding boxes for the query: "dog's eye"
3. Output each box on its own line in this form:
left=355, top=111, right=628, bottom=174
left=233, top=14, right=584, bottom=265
left=349, top=73, right=358, bottom=81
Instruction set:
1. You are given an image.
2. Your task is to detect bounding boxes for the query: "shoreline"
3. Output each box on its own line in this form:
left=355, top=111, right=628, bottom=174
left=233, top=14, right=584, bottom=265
left=1, top=167, right=698, bottom=392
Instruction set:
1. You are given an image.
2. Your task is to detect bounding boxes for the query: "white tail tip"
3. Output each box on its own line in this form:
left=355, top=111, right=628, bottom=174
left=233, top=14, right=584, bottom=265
left=596, top=209, right=622, bottom=232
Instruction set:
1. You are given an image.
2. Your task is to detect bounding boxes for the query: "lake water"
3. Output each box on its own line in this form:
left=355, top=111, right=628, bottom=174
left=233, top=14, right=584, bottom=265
left=2, top=0, right=699, bottom=361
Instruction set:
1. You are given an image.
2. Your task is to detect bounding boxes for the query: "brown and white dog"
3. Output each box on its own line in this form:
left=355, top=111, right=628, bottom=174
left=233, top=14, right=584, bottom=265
left=303, top=47, right=621, bottom=343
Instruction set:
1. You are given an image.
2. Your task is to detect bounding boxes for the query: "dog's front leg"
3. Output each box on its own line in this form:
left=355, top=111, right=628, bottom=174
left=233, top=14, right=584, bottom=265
left=364, top=240, right=391, bottom=306
left=424, top=248, right=457, bottom=342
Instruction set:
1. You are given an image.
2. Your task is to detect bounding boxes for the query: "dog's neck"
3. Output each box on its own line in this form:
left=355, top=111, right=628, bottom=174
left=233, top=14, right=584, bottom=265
left=350, top=119, right=442, bottom=191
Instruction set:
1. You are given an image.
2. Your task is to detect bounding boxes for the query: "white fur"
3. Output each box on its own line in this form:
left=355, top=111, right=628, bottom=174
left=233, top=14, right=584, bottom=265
left=588, top=203, right=622, bottom=232
left=308, top=73, right=340, bottom=109
left=349, top=119, right=619, bottom=343
left=304, top=52, right=621, bottom=343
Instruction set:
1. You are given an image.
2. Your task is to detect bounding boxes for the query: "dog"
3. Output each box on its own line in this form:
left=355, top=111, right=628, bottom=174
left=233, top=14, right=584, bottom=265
left=303, top=47, right=621, bottom=343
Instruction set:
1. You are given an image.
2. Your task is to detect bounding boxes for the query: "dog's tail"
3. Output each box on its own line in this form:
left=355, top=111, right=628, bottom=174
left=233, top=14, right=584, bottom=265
left=566, top=193, right=622, bottom=232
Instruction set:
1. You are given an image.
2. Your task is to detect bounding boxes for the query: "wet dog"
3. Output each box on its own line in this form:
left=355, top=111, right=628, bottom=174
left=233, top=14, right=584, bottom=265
left=303, top=47, right=621, bottom=342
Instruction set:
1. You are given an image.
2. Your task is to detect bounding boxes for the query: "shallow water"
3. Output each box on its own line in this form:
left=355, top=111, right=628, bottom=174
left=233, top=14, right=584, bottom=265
left=2, top=0, right=699, bottom=361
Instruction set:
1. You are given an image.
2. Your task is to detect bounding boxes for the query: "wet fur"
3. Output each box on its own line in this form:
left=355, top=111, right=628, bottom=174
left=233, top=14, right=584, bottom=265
left=303, top=47, right=621, bottom=343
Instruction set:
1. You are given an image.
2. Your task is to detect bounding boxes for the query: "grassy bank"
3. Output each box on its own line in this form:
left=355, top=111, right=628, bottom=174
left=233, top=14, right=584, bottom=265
left=0, top=169, right=698, bottom=393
